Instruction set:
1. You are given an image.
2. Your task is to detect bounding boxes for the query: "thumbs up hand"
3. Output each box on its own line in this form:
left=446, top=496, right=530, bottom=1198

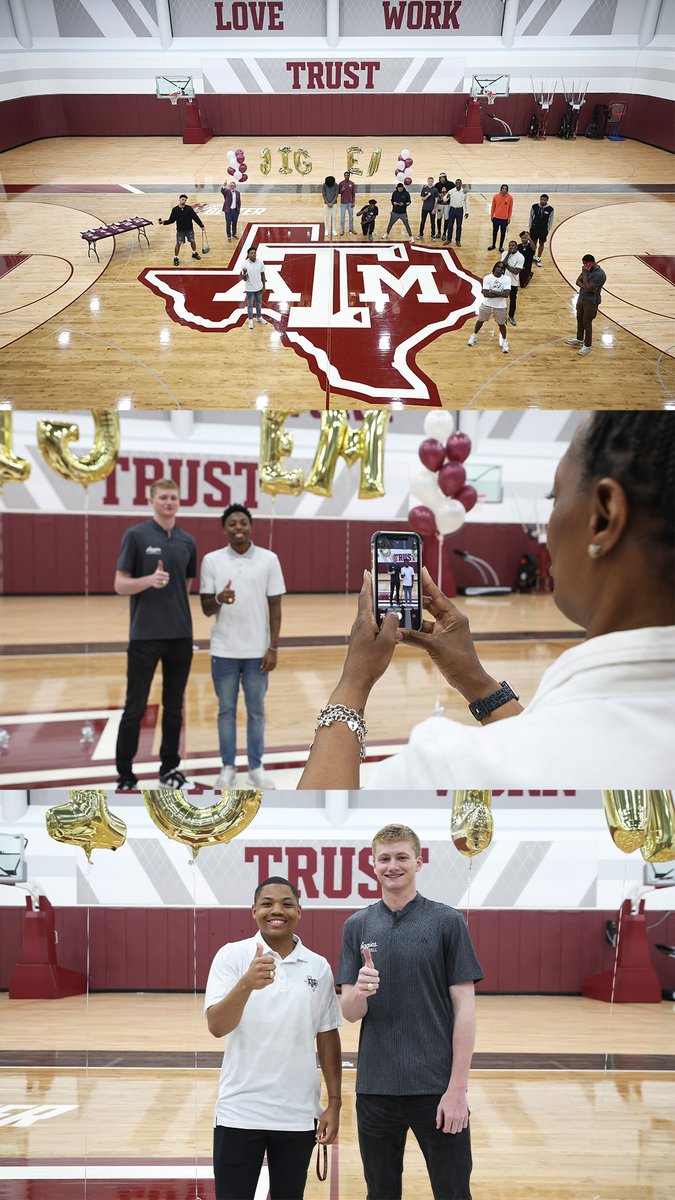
left=151, top=558, right=170, bottom=588
left=244, top=942, right=276, bottom=990
left=217, top=579, right=236, bottom=606
left=356, top=945, right=380, bottom=997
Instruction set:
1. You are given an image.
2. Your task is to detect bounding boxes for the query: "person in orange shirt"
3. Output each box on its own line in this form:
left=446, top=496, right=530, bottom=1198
left=488, top=183, right=513, bottom=252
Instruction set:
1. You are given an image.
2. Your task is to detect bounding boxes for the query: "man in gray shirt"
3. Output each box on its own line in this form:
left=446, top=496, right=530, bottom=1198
left=566, top=252, right=607, bottom=357
left=338, top=823, right=482, bottom=1199
left=114, top=478, right=197, bottom=791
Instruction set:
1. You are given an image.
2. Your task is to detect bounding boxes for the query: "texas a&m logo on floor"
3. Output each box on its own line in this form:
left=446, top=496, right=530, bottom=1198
left=139, top=223, right=481, bottom=404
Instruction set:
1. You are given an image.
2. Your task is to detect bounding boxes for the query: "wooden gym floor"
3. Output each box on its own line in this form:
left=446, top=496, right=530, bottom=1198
left=0, top=592, right=583, bottom=788
left=1, top=992, right=673, bottom=1198
left=1, top=135, right=673, bottom=411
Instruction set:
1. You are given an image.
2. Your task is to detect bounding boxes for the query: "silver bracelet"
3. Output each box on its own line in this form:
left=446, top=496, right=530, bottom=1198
left=314, top=704, right=367, bottom=760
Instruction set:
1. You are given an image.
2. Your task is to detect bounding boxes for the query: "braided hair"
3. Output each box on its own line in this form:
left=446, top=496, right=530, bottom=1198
left=579, top=413, right=674, bottom=550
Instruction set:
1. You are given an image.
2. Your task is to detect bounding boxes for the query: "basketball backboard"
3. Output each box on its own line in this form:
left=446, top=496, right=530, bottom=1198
left=471, top=74, right=510, bottom=100
left=155, top=75, right=195, bottom=101
left=0, top=833, right=27, bottom=883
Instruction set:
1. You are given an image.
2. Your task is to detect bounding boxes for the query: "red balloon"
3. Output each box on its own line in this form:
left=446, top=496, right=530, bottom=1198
left=456, top=484, right=478, bottom=513
left=438, top=462, right=466, bottom=497
left=446, top=432, right=472, bottom=463
left=404, top=176, right=413, bottom=186
left=418, top=438, right=446, bottom=472
left=408, top=505, right=437, bottom=536
left=239, top=162, right=247, bottom=172
left=404, top=157, right=413, bottom=167
left=239, top=173, right=248, bottom=182
left=235, top=148, right=245, bottom=160
left=227, top=166, right=236, bottom=175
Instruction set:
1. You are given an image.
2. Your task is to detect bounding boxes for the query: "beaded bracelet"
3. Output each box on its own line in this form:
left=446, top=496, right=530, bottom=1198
left=314, top=703, right=367, bottom=760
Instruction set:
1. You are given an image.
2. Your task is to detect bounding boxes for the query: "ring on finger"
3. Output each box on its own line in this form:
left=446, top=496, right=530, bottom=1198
left=367, top=982, right=374, bottom=991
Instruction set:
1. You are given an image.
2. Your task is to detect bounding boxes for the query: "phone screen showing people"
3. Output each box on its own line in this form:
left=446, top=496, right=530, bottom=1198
left=371, top=532, right=423, bottom=631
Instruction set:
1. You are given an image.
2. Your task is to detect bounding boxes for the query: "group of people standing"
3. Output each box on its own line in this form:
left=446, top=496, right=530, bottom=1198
left=114, top=483, right=284, bottom=792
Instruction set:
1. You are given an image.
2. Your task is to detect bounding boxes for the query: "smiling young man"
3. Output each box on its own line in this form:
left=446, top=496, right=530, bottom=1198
left=338, top=824, right=483, bottom=1200
left=114, top=478, right=197, bottom=791
left=200, top=504, right=285, bottom=789
left=205, top=877, right=342, bottom=1200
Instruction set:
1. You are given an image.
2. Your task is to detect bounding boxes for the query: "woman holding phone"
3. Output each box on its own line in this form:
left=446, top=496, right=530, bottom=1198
left=299, top=412, right=674, bottom=789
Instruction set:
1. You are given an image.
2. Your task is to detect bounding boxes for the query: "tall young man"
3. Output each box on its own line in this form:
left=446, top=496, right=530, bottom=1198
left=338, top=170, right=357, bottom=234
left=383, top=183, right=415, bottom=242
left=445, top=178, right=469, bottom=246
left=338, top=824, right=483, bottom=1200
left=159, top=193, right=204, bottom=266
left=200, top=504, right=285, bottom=789
left=528, top=193, right=555, bottom=264
left=114, top=478, right=197, bottom=791
left=205, top=877, right=342, bottom=1200
left=566, top=253, right=607, bottom=357
left=467, top=260, right=511, bottom=354
left=501, top=239, right=525, bottom=326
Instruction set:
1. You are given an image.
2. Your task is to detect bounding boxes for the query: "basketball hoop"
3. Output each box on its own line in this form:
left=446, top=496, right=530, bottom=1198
left=169, top=92, right=180, bottom=106
left=486, top=91, right=495, bottom=106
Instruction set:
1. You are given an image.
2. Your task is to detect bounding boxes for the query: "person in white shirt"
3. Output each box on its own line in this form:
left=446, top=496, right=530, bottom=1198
left=298, top=412, right=675, bottom=790
left=200, top=504, right=285, bottom=789
left=241, top=246, right=266, bottom=329
left=467, top=260, right=511, bottom=354
left=444, top=177, right=470, bottom=246
left=400, top=562, right=415, bottom=605
left=501, top=239, right=525, bottom=326
left=205, top=876, right=342, bottom=1200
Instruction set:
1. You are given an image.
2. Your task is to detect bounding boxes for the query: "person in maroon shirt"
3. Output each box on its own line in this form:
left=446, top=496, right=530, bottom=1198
left=338, top=171, right=357, bottom=235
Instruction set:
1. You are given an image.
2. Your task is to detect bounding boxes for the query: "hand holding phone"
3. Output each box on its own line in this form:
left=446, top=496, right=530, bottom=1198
left=371, top=531, right=423, bottom=632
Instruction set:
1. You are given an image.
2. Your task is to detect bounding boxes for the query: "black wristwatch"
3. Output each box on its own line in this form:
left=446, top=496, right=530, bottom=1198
left=468, top=681, right=519, bottom=721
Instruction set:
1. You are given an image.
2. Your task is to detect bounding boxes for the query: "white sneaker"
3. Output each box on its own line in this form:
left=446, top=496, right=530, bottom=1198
left=382, top=234, right=388, bottom=240
left=467, top=333, right=477, bottom=346
left=158, top=769, right=192, bottom=790
left=216, top=765, right=237, bottom=788
left=534, top=256, right=542, bottom=266
left=248, top=767, right=277, bottom=790
left=409, top=237, right=416, bottom=244
left=578, top=345, right=592, bottom=356
left=501, top=340, right=509, bottom=353
left=257, top=317, right=265, bottom=325
left=565, top=337, right=583, bottom=346
left=248, top=318, right=253, bottom=329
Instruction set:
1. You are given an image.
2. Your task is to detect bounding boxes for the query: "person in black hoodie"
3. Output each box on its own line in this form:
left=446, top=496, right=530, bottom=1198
left=159, top=193, right=205, bottom=266
left=383, top=183, right=415, bottom=242
left=357, top=198, right=379, bottom=241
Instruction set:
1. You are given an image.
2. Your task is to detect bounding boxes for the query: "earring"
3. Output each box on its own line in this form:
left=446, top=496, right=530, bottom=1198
left=588, top=543, right=604, bottom=559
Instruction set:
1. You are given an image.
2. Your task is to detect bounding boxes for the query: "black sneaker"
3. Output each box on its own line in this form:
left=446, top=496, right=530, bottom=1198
left=173, top=257, right=179, bottom=266
left=117, top=776, right=138, bottom=792
left=158, top=769, right=191, bottom=789
left=192, top=252, right=201, bottom=260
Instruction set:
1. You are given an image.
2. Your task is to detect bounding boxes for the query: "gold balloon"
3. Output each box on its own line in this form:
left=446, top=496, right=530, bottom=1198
left=641, top=790, right=675, bottom=862
left=304, top=412, right=389, bottom=500
left=346, top=145, right=363, bottom=176
left=602, top=790, right=649, bottom=853
left=294, top=148, right=313, bottom=175
left=367, top=146, right=382, bottom=177
left=46, top=789, right=127, bottom=864
left=451, top=790, right=493, bottom=857
left=37, top=411, right=120, bottom=486
left=278, top=146, right=293, bottom=175
left=259, top=411, right=305, bottom=496
left=260, top=147, right=272, bottom=176
left=142, top=789, right=262, bottom=862
left=0, top=410, right=31, bottom=489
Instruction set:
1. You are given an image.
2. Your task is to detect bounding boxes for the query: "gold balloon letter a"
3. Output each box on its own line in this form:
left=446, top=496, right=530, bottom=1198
left=37, top=412, right=120, bottom=486
left=45, top=789, right=127, bottom=864
left=304, top=412, right=390, bottom=500
left=451, top=790, right=494, bottom=858
left=0, top=411, right=31, bottom=488
left=142, top=789, right=262, bottom=862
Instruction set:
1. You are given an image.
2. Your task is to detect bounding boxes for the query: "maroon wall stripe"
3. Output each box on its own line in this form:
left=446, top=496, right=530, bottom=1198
left=2, top=906, right=674, bottom=994
left=1, top=514, right=538, bottom=595
left=0, top=92, right=672, bottom=154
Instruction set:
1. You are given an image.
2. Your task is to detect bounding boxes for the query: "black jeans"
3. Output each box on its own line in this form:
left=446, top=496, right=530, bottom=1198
left=356, top=1093, right=472, bottom=1200
left=213, top=1125, right=316, bottom=1200
left=419, top=209, right=437, bottom=237
left=509, top=285, right=518, bottom=319
left=115, top=637, right=193, bottom=778
left=491, top=217, right=509, bottom=249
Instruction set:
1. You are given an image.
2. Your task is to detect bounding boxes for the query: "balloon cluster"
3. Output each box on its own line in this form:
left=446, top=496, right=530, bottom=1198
left=227, top=147, right=248, bottom=183
left=409, top=412, right=478, bottom=539
left=394, top=146, right=414, bottom=188
left=602, top=790, right=675, bottom=862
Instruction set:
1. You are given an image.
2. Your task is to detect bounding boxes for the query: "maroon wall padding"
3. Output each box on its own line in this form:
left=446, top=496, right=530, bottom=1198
left=0, top=514, right=538, bottom=595
left=1, top=905, right=674, bottom=993
left=0, top=92, right=672, bottom=154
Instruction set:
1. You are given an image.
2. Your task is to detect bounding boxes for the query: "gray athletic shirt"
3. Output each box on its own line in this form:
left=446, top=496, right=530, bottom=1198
left=337, top=894, right=483, bottom=1094
left=117, top=518, right=197, bottom=640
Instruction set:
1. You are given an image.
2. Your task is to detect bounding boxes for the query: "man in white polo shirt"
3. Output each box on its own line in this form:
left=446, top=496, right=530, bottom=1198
left=467, top=260, right=511, bottom=354
left=200, top=504, right=285, bottom=789
left=205, top=876, right=342, bottom=1200
left=241, top=245, right=266, bottom=329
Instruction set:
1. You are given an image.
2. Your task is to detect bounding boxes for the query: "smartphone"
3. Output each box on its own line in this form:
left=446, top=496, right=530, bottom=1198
left=371, top=531, right=423, bottom=631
